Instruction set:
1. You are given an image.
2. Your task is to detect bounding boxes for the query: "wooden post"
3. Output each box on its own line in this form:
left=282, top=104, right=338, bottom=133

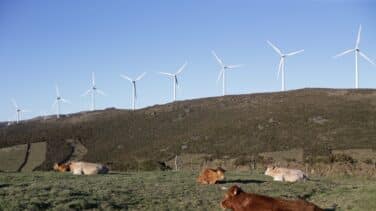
left=174, top=155, right=178, bottom=171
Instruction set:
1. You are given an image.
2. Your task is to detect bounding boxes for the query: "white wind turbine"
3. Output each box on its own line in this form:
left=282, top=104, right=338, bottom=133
left=158, top=62, right=187, bottom=101
left=334, top=25, right=375, bottom=89
left=267, top=41, right=304, bottom=91
left=82, top=72, right=105, bottom=111
left=52, top=85, right=70, bottom=118
left=11, top=99, right=30, bottom=124
left=212, top=50, right=243, bottom=96
left=120, top=72, right=146, bottom=110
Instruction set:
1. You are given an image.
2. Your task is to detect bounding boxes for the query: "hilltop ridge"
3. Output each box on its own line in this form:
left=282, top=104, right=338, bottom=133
left=1, top=88, right=376, bottom=171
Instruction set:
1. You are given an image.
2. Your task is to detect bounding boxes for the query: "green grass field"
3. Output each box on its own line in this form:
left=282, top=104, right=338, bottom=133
left=0, top=171, right=375, bottom=210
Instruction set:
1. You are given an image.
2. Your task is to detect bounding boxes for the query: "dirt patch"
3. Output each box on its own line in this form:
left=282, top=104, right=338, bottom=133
left=66, top=139, right=88, bottom=161
left=21, top=142, right=47, bottom=172
left=0, top=144, right=27, bottom=172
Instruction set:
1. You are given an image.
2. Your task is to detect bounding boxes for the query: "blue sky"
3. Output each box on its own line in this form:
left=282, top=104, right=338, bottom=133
left=0, top=0, right=375, bottom=121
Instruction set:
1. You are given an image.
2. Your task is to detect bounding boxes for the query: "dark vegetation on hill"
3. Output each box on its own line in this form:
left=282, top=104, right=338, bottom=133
left=1, top=88, right=376, bottom=171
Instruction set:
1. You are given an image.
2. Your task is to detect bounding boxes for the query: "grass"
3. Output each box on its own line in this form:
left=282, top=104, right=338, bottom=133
left=0, top=171, right=375, bottom=210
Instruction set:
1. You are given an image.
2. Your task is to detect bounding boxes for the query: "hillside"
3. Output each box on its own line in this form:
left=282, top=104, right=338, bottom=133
left=1, top=88, right=376, bottom=171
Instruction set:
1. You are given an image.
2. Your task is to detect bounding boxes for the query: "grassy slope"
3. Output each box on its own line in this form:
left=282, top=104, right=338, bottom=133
left=0, top=171, right=375, bottom=210
left=1, top=88, right=376, bottom=170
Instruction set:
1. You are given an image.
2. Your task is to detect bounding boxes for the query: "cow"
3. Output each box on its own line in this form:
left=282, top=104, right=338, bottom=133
left=68, top=161, right=109, bottom=175
left=53, top=162, right=70, bottom=172
left=53, top=161, right=109, bottom=175
left=197, top=167, right=226, bottom=184
left=221, top=185, right=324, bottom=211
left=265, top=165, right=308, bottom=182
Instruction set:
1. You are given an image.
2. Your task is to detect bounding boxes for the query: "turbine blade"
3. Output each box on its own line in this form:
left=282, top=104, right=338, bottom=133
left=120, top=74, right=133, bottom=82
left=286, top=49, right=304, bottom=56
left=175, top=61, right=187, bottom=75
left=136, top=72, right=146, bottom=81
left=55, top=85, right=60, bottom=96
left=356, top=25, right=362, bottom=48
left=217, top=69, right=224, bottom=82
left=96, top=89, right=106, bottom=96
left=11, top=99, right=18, bottom=109
left=212, top=50, right=224, bottom=67
left=61, top=98, right=71, bottom=104
left=227, top=64, right=243, bottom=69
left=133, top=83, right=137, bottom=99
left=267, top=40, right=282, bottom=56
left=92, top=72, right=95, bottom=86
left=158, top=72, right=174, bottom=76
left=81, top=89, right=92, bottom=96
left=52, top=100, right=57, bottom=109
left=277, top=58, right=283, bottom=79
left=333, top=49, right=355, bottom=58
left=175, top=76, right=179, bottom=88
left=359, top=51, right=376, bottom=65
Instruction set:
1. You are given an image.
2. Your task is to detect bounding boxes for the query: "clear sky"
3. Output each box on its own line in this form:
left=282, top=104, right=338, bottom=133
left=0, top=0, right=375, bottom=121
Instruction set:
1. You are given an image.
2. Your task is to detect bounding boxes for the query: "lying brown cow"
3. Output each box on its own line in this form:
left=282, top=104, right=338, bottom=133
left=221, top=185, right=324, bottom=211
left=197, top=167, right=226, bottom=184
left=53, top=162, right=70, bottom=172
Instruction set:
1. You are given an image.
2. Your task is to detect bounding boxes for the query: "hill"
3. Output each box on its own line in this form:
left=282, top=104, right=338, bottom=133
left=1, top=88, right=376, bottom=171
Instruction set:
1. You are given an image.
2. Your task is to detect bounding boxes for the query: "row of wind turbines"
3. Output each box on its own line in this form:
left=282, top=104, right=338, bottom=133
left=9, top=25, right=375, bottom=124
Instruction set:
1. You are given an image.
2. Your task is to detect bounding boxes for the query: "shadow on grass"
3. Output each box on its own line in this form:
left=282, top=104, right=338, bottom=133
left=0, top=184, right=10, bottom=188
left=218, top=179, right=266, bottom=184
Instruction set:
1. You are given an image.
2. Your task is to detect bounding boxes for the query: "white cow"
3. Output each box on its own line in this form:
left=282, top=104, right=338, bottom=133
left=69, top=161, right=109, bottom=175
left=265, top=165, right=308, bottom=182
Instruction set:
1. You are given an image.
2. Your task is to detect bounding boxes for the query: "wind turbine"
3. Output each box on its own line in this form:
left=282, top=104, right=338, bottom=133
left=158, top=62, right=187, bottom=101
left=11, top=99, right=29, bottom=124
left=334, top=25, right=375, bottom=89
left=82, top=72, right=105, bottom=111
left=212, top=50, right=243, bottom=96
left=120, top=72, right=146, bottom=110
left=52, top=85, right=70, bottom=118
left=267, top=41, right=304, bottom=91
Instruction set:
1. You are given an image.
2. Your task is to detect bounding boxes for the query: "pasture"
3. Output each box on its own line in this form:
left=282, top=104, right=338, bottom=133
left=0, top=171, right=375, bottom=210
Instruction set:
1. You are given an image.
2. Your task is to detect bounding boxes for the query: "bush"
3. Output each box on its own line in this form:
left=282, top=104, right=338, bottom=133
left=330, top=153, right=357, bottom=164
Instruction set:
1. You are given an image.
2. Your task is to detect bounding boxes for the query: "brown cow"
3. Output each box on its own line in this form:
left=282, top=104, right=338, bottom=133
left=53, top=162, right=70, bottom=172
left=197, top=167, right=226, bottom=184
left=221, top=185, right=324, bottom=211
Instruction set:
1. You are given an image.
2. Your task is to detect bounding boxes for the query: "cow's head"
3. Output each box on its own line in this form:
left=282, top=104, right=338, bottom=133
left=220, top=185, right=243, bottom=209
left=264, top=165, right=276, bottom=176
left=216, top=167, right=226, bottom=180
left=53, top=162, right=70, bottom=172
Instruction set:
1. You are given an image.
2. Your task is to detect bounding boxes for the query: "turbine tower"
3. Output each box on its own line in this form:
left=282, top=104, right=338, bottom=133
left=120, top=72, right=146, bottom=110
left=52, top=85, right=70, bottom=118
left=212, top=50, right=243, bottom=96
left=334, top=25, right=375, bottom=89
left=158, top=62, right=187, bottom=101
left=267, top=41, right=304, bottom=91
left=82, top=72, right=105, bottom=111
left=11, top=99, right=29, bottom=124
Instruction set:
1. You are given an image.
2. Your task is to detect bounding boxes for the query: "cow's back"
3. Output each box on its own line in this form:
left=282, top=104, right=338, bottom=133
left=197, top=169, right=217, bottom=184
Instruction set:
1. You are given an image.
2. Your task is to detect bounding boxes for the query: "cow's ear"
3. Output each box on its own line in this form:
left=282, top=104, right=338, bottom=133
left=232, top=186, right=240, bottom=196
